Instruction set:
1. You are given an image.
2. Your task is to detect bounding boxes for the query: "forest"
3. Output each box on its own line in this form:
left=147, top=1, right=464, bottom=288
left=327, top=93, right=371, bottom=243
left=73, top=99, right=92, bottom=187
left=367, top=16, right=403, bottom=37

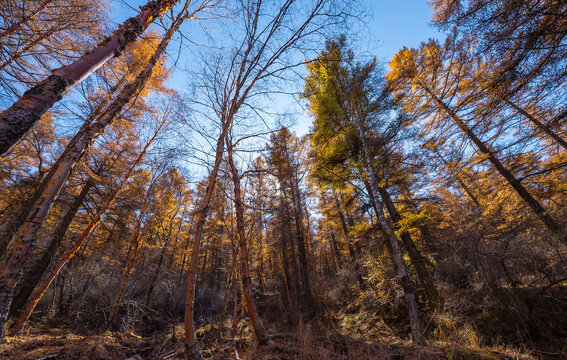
left=0, top=0, right=566, bottom=359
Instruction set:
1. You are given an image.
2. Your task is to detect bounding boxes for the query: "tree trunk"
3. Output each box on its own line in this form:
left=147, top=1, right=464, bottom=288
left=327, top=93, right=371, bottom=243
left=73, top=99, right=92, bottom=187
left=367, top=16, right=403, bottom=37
left=0, top=0, right=177, bottom=154
left=397, top=184, right=441, bottom=261
left=8, top=103, right=168, bottom=338
left=279, top=250, right=297, bottom=324
left=226, top=140, right=268, bottom=344
left=145, top=245, right=166, bottom=305
left=356, top=123, right=426, bottom=345
left=8, top=180, right=92, bottom=320
left=0, top=68, right=129, bottom=259
left=107, top=216, right=144, bottom=326
left=0, top=69, right=129, bottom=258
left=281, top=195, right=300, bottom=301
left=0, top=13, right=185, bottom=340
left=421, top=81, right=564, bottom=242
left=331, top=192, right=365, bottom=289
left=183, top=118, right=230, bottom=354
left=377, top=186, right=440, bottom=310
left=329, top=232, right=342, bottom=268
left=289, top=183, right=312, bottom=301
left=166, top=206, right=184, bottom=274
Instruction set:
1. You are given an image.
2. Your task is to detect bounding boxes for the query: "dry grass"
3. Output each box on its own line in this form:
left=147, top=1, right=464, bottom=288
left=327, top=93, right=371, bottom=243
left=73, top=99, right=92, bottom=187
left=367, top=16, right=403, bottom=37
left=0, top=317, right=539, bottom=360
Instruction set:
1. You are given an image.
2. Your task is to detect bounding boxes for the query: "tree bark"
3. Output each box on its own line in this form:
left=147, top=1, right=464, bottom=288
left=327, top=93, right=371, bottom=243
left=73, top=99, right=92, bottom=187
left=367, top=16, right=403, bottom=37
left=377, top=186, right=440, bottom=310
left=183, top=118, right=230, bottom=354
left=329, top=232, right=342, bottom=268
left=281, top=194, right=301, bottom=301
left=0, top=13, right=184, bottom=340
left=0, top=0, right=177, bottom=155
left=0, top=68, right=130, bottom=259
left=226, top=140, right=268, bottom=344
left=331, top=192, right=365, bottom=289
left=289, top=183, right=312, bottom=301
left=356, top=123, right=426, bottom=345
left=8, top=180, right=92, bottom=320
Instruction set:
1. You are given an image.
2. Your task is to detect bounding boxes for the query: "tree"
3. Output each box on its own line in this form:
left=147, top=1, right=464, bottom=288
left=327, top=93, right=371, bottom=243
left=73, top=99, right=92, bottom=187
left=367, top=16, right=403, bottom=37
left=266, top=128, right=313, bottom=303
left=0, top=5, right=190, bottom=339
left=9, top=93, right=172, bottom=336
left=303, top=38, right=426, bottom=345
left=225, top=129, right=268, bottom=344
left=0, top=0, right=178, bottom=155
left=386, top=38, right=564, bottom=243
left=182, top=0, right=354, bottom=353
left=429, top=1, right=567, bottom=151
left=430, top=0, right=567, bottom=88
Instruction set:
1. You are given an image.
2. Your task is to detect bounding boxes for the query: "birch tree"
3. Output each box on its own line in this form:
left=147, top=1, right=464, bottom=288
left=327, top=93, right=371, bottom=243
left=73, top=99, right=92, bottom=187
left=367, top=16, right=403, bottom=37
left=0, top=3, right=198, bottom=340
left=182, top=0, right=354, bottom=354
left=0, top=0, right=178, bottom=155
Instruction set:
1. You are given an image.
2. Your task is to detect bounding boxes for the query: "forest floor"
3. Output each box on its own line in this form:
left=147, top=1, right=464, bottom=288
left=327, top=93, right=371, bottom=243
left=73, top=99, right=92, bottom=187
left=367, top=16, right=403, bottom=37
left=3, top=286, right=565, bottom=359
left=0, top=319, right=538, bottom=360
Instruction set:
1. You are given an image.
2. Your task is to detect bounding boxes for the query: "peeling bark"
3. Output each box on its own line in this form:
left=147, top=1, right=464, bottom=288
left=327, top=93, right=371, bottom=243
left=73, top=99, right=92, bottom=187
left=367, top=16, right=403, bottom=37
left=0, top=0, right=177, bottom=155
left=0, top=10, right=186, bottom=341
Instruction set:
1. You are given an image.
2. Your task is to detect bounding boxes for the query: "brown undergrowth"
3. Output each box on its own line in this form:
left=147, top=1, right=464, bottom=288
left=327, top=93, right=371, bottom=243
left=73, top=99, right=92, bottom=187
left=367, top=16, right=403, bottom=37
left=0, top=318, right=536, bottom=360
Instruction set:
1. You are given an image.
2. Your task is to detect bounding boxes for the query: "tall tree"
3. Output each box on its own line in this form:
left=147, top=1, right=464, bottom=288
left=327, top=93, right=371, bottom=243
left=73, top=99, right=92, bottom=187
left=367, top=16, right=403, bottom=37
left=0, top=0, right=178, bottom=154
left=303, top=38, right=426, bottom=344
left=9, top=95, right=171, bottom=336
left=225, top=130, right=268, bottom=344
left=0, top=6, right=189, bottom=339
left=267, top=128, right=313, bottom=302
left=386, top=39, right=564, bottom=243
left=182, top=0, right=353, bottom=353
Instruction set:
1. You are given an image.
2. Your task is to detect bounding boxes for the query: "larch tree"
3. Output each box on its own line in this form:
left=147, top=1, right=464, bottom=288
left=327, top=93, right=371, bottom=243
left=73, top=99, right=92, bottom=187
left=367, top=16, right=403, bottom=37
left=266, top=128, right=313, bottom=304
left=429, top=0, right=567, bottom=87
left=429, top=1, right=567, bottom=153
left=10, top=102, right=172, bottom=335
left=302, top=38, right=427, bottom=344
left=0, top=2, right=198, bottom=339
left=386, top=38, right=565, bottom=243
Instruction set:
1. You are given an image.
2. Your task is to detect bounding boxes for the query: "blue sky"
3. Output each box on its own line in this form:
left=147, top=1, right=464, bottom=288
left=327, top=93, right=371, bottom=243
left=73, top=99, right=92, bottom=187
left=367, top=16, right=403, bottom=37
left=290, top=0, right=443, bottom=135
left=366, top=0, right=441, bottom=63
left=107, top=0, right=444, bottom=144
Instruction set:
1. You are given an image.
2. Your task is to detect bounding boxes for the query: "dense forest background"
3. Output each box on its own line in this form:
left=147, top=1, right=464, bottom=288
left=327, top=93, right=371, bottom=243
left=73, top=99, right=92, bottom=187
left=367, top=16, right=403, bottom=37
left=0, top=0, right=566, bottom=359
